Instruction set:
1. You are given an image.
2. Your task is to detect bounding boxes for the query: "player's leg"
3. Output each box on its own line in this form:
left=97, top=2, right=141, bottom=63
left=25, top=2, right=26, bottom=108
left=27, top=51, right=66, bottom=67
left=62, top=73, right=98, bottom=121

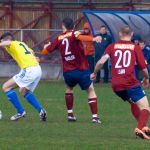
left=86, top=83, right=101, bottom=123
left=63, top=70, right=78, bottom=122
left=65, top=86, right=76, bottom=122
left=115, top=90, right=140, bottom=122
left=128, top=100, right=140, bottom=122
left=20, top=66, right=47, bottom=121
left=134, top=96, right=150, bottom=139
left=78, top=70, right=100, bottom=123
left=127, top=86, right=150, bottom=139
left=2, top=78, right=25, bottom=120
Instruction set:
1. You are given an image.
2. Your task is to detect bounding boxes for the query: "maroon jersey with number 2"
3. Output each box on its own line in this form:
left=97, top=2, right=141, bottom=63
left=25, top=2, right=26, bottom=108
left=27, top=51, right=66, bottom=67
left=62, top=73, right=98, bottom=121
left=46, top=30, right=89, bottom=72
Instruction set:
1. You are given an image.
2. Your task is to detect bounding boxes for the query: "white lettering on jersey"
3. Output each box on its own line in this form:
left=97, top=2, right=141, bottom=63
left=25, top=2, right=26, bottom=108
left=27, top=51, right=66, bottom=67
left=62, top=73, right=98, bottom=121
left=65, top=55, right=75, bottom=61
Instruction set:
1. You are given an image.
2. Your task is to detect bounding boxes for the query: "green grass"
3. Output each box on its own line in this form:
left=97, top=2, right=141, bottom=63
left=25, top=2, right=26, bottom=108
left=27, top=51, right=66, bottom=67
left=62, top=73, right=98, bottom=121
left=0, top=80, right=150, bottom=150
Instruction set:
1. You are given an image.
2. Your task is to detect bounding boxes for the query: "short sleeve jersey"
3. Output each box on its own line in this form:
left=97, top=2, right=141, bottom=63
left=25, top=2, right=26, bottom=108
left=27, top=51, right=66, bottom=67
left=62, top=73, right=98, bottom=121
left=105, top=40, right=146, bottom=91
left=5, top=41, right=38, bottom=69
left=46, top=30, right=89, bottom=72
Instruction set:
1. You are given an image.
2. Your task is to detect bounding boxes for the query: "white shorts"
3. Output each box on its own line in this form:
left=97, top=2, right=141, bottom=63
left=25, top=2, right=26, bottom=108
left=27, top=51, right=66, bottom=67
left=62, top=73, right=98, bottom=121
left=13, top=65, right=42, bottom=92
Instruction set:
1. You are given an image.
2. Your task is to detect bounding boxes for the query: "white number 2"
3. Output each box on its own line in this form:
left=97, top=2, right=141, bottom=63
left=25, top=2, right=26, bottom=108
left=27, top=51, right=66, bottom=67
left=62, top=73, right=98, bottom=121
left=115, top=50, right=131, bottom=68
left=62, top=38, right=71, bottom=55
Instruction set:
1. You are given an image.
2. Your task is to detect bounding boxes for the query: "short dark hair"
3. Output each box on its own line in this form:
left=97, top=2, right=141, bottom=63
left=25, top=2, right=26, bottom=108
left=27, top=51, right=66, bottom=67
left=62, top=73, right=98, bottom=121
left=62, top=17, right=74, bottom=30
left=0, top=32, right=14, bottom=41
left=120, top=26, right=132, bottom=36
left=100, top=25, right=106, bottom=29
left=139, top=39, right=145, bottom=43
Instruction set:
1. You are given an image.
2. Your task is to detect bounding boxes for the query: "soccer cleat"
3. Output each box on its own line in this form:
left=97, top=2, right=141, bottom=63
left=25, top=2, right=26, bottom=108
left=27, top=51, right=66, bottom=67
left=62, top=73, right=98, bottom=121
left=10, top=111, right=26, bottom=121
left=142, top=126, right=150, bottom=136
left=134, top=128, right=150, bottom=140
left=68, top=116, right=77, bottom=122
left=39, top=109, right=47, bottom=121
left=92, top=117, right=101, bottom=124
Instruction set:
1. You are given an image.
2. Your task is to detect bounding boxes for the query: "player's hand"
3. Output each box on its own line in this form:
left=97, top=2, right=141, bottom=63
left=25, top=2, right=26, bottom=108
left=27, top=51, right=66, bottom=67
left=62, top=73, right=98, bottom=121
left=36, top=57, right=40, bottom=62
left=90, top=73, right=96, bottom=81
left=93, top=36, right=102, bottom=43
left=44, top=42, right=51, bottom=49
left=74, top=31, right=81, bottom=37
left=141, top=78, right=149, bottom=89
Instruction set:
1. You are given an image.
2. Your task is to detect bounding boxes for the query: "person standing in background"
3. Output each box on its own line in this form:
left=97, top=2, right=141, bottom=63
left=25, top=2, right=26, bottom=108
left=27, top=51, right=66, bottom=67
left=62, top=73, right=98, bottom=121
left=139, top=40, right=150, bottom=75
left=81, top=22, right=95, bottom=73
left=131, top=34, right=142, bottom=81
left=94, top=25, right=112, bottom=83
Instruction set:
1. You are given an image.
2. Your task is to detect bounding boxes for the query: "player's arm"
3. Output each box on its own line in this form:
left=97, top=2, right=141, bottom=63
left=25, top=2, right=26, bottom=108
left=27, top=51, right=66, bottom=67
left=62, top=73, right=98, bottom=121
left=41, top=39, right=59, bottom=55
left=90, top=54, right=110, bottom=80
left=74, top=31, right=101, bottom=43
left=135, top=45, right=149, bottom=88
left=90, top=44, right=112, bottom=80
left=0, top=41, right=12, bottom=47
left=141, top=68, right=149, bottom=88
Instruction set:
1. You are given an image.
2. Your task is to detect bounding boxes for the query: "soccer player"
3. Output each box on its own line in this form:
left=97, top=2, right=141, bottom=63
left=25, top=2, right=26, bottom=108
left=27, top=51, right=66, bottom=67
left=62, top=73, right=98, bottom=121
left=91, top=26, right=150, bottom=139
left=41, top=17, right=101, bottom=123
left=0, top=32, right=47, bottom=121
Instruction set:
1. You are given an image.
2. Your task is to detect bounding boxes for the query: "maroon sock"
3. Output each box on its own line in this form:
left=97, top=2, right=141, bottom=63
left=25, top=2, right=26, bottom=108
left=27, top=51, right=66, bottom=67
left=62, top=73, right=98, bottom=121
left=65, top=93, right=74, bottom=116
left=130, top=103, right=140, bottom=121
left=88, top=98, right=98, bottom=117
left=137, top=109, right=149, bottom=130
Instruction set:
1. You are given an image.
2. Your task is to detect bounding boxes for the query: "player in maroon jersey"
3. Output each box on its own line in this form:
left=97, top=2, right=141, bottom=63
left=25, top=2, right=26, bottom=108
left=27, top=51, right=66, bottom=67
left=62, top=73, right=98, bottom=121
left=41, top=17, right=101, bottom=123
left=91, top=26, right=150, bottom=139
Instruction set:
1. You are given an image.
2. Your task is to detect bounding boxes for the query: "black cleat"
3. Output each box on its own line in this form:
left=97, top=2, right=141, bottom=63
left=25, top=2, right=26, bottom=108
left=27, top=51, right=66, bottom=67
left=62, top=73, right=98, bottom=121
left=39, top=109, right=47, bottom=121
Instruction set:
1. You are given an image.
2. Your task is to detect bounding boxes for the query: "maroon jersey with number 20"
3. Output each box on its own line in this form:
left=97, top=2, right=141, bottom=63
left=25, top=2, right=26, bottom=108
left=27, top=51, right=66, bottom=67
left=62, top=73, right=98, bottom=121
left=105, top=40, right=147, bottom=91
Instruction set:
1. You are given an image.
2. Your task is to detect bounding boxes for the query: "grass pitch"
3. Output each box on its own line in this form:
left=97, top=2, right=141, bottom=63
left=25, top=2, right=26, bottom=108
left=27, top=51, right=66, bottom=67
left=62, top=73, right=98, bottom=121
left=0, top=80, right=150, bottom=150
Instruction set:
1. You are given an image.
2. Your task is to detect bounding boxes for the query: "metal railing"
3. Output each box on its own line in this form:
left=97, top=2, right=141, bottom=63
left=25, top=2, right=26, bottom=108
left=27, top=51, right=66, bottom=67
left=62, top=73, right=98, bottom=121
left=0, top=28, right=62, bottom=63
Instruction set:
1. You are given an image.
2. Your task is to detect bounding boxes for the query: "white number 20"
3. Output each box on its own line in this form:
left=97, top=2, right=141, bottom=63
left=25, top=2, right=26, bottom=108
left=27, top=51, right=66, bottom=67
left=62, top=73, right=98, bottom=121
left=115, top=50, right=131, bottom=68
left=62, top=38, right=71, bottom=55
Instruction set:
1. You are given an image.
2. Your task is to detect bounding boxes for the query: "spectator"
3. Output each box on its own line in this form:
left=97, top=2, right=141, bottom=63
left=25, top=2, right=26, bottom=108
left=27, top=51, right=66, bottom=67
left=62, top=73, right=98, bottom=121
left=140, top=40, right=150, bottom=73
left=131, top=34, right=141, bottom=45
left=94, top=25, right=112, bottom=83
left=135, top=40, right=150, bottom=81
left=82, top=22, right=95, bottom=73
left=132, top=34, right=142, bottom=80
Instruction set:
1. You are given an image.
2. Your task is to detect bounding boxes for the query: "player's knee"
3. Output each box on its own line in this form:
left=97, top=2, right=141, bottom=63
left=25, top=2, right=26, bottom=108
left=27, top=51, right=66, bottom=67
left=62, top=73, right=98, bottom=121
left=65, top=87, right=73, bottom=93
left=87, top=84, right=94, bottom=93
left=19, top=88, right=28, bottom=96
left=87, top=84, right=96, bottom=98
left=2, top=83, right=9, bottom=92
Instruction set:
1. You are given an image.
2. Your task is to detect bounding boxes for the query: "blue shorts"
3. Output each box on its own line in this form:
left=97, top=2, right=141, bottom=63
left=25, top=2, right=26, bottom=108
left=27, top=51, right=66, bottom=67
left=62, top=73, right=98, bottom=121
left=63, top=69, right=92, bottom=90
left=115, top=85, right=146, bottom=102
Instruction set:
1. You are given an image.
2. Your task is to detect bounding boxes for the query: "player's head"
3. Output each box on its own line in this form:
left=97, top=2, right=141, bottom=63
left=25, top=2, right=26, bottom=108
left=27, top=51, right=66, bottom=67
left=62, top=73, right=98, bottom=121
left=0, top=32, right=14, bottom=42
left=139, top=39, right=145, bottom=49
left=62, top=17, right=74, bottom=32
left=119, top=26, right=133, bottom=40
left=83, top=22, right=91, bottom=35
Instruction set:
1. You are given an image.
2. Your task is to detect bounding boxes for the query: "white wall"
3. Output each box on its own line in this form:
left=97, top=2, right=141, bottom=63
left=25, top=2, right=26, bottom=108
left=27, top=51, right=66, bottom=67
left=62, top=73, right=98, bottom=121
left=0, top=62, right=63, bottom=80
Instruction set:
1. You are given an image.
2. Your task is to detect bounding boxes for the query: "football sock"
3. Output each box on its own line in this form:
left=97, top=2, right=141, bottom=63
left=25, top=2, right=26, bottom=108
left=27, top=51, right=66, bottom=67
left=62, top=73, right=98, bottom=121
left=24, top=92, right=43, bottom=113
left=137, top=109, right=149, bottom=130
left=65, top=93, right=74, bottom=116
left=130, top=103, right=140, bottom=121
left=88, top=98, right=98, bottom=118
left=5, top=90, right=24, bottom=114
